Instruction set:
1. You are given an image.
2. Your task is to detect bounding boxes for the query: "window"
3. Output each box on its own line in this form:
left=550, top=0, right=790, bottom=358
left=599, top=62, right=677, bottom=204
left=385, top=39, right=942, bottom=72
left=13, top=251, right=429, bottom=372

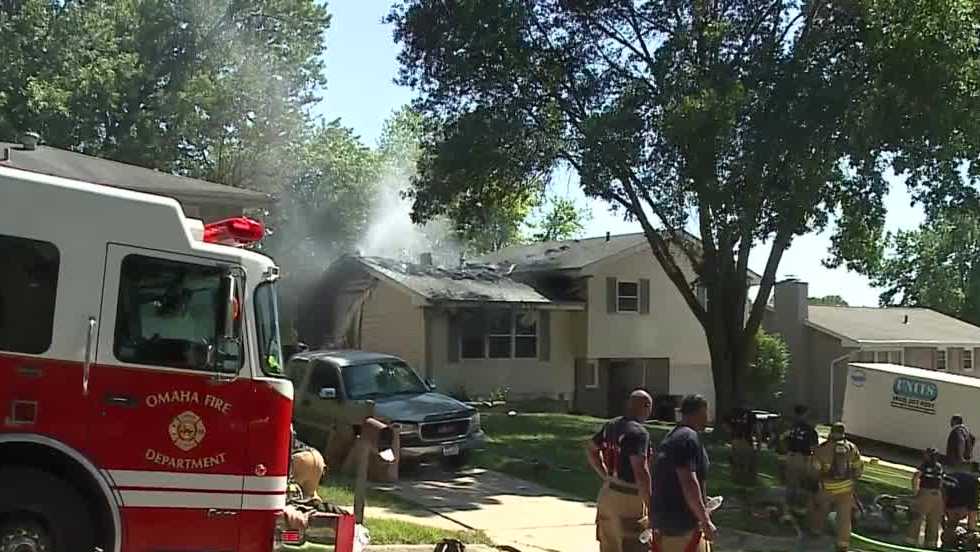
left=0, top=234, right=59, bottom=354
left=341, top=360, right=427, bottom=400
left=487, top=310, right=513, bottom=359
left=617, top=281, right=639, bottom=312
left=114, top=255, right=233, bottom=371
left=307, top=361, right=342, bottom=395
left=965, top=350, right=973, bottom=372
left=937, top=350, right=947, bottom=370
left=255, top=282, right=284, bottom=375
left=584, top=361, right=599, bottom=389
left=458, top=308, right=538, bottom=360
left=873, top=350, right=902, bottom=364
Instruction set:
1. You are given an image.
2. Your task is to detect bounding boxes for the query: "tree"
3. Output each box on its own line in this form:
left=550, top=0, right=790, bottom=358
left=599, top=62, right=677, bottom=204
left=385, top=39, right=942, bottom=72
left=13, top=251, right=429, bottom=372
left=532, top=197, right=590, bottom=242
left=388, top=0, right=980, bottom=415
left=0, top=0, right=329, bottom=190
left=868, top=209, right=980, bottom=325
left=747, top=331, right=789, bottom=410
left=809, top=295, right=849, bottom=307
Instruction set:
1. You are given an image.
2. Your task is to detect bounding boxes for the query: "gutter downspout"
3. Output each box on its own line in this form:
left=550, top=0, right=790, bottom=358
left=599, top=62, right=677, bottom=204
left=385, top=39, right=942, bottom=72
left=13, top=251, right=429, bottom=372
left=829, top=353, right=851, bottom=423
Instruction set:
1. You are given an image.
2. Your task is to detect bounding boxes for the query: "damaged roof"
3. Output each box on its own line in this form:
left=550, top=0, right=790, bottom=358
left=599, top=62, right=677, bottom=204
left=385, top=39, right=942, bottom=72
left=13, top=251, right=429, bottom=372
left=0, top=142, right=271, bottom=206
left=353, top=256, right=570, bottom=305
left=479, top=233, right=649, bottom=272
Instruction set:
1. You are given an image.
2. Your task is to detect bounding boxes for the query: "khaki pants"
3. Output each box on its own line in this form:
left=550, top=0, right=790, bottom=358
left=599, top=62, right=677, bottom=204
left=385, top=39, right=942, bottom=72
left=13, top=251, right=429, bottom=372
left=596, top=483, right=647, bottom=552
left=785, top=453, right=813, bottom=511
left=655, top=530, right=711, bottom=552
left=810, top=489, right=853, bottom=550
left=905, top=489, right=943, bottom=548
left=291, top=448, right=326, bottom=501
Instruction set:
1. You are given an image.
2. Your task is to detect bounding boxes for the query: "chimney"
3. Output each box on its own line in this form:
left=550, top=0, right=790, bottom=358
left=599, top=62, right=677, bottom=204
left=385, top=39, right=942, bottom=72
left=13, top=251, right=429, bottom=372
left=20, top=132, right=40, bottom=151
left=418, top=252, right=433, bottom=266
left=775, top=278, right=809, bottom=323
left=605, top=231, right=611, bottom=242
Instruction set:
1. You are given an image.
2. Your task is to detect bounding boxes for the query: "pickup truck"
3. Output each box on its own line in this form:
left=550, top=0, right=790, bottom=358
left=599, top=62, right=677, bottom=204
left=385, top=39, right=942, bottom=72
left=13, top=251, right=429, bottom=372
left=286, top=350, right=486, bottom=469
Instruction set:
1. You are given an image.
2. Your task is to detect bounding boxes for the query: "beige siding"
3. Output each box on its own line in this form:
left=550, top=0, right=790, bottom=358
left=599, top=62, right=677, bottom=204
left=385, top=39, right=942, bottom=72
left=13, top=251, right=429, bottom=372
left=428, top=308, right=576, bottom=401
left=904, top=347, right=936, bottom=371
left=948, top=347, right=963, bottom=371
left=359, top=280, right=426, bottom=370
left=583, top=246, right=713, bottom=404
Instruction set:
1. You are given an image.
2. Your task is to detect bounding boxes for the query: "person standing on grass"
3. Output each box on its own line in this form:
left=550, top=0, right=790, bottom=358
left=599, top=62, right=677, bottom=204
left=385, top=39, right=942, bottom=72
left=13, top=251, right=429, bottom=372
left=782, top=404, right=819, bottom=515
left=809, top=423, right=864, bottom=552
left=946, top=414, right=976, bottom=473
left=650, top=394, right=715, bottom=552
left=586, top=389, right=654, bottom=552
left=905, top=447, right=945, bottom=548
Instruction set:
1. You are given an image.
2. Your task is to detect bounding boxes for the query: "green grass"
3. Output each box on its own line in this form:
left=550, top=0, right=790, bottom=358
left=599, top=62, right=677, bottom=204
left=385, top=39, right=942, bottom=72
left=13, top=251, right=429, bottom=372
left=318, top=478, right=493, bottom=545
left=472, top=412, right=913, bottom=539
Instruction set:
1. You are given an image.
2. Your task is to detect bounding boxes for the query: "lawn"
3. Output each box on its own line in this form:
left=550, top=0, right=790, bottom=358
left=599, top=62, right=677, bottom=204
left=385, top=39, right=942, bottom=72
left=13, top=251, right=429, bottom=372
left=318, top=477, right=493, bottom=546
left=472, top=412, right=914, bottom=542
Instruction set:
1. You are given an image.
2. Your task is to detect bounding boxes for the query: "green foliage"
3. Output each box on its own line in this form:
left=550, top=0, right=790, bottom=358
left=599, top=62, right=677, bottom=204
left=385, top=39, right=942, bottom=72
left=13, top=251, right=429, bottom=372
left=870, top=209, right=980, bottom=325
left=747, top=331, right=789, bottom=409
left=809, top=295, right=850, bottom=307
left=532, top=197, right=589, bottom=242
left=387, top=0, right=980, bottom=412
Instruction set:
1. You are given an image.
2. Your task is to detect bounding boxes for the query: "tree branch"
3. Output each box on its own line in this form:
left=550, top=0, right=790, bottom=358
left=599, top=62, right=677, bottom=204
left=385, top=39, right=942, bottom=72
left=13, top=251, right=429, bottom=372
left=744, top=229, right=792, bottom=343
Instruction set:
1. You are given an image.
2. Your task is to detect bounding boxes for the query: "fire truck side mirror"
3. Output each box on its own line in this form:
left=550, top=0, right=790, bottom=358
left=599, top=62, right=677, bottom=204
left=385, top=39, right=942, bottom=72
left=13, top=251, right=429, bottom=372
left=222, top=271, right=240, bottom=341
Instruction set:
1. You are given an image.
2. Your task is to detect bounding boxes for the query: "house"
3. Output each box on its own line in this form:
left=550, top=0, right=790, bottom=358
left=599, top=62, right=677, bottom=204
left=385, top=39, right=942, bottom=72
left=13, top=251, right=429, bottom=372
left=765, top=278, right=980, bottom=423
left=301, top=232, right=722, bottom=417
left=0, top=137, right=271, bottom=220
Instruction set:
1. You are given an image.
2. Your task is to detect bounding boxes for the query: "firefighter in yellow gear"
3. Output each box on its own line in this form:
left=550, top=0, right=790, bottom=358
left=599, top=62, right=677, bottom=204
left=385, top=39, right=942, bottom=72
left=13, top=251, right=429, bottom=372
left=905, top=447, right=945, bottom=548
left=809, top=423, right=864, bottom=552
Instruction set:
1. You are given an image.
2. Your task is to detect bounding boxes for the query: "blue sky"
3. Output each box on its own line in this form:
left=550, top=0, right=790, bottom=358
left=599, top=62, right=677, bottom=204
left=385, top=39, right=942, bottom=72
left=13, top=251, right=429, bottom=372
left=314, top=2, right=923, bottom=307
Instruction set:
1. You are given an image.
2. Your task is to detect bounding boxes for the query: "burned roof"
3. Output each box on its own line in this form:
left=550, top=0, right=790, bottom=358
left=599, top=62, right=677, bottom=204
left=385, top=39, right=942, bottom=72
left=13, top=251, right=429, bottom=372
left=354, top=256, right=561, bottom=305
left=0, top=142, right=271, bottom=206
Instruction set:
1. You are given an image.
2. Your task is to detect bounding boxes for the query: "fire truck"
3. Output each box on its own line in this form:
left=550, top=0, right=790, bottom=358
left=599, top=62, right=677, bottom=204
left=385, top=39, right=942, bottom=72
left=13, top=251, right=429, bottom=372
left=0, top=165, right=293, bottom=552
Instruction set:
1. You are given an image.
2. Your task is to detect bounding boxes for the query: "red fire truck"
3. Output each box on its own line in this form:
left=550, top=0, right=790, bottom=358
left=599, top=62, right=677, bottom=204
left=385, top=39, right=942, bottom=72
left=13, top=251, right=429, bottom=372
left=0, top=165, right=293, bottom=552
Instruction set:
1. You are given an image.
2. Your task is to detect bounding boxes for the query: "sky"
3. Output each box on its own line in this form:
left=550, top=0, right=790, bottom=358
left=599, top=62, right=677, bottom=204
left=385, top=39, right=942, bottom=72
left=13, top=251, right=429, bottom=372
left=314, top=2, right=925, bottom=307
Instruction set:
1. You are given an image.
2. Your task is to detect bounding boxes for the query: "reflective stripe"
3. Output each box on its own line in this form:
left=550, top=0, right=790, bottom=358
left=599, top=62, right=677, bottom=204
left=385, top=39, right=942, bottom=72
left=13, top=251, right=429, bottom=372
left=104, top=469, right=286, bottom=494
left=119, top=489, right=285, bottom=510
left=823, top=480, right=854, bottom=494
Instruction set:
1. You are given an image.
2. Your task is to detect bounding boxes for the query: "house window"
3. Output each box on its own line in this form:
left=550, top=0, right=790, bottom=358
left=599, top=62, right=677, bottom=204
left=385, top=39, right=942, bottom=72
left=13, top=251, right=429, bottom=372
left=873, top=350, right=902, bottom=364
left=584, top=361, right=599, bottom=389
left=617, top=281, right=639, bottom=312
left=460, top=308, right=538, bottom=360
left=965, top=350, right=974, bottom=372
left=937, top=350, right=947, bottom=370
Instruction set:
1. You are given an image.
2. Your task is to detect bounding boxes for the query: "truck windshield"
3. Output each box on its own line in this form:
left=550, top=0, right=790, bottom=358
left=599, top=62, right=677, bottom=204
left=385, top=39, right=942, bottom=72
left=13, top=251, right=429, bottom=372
left=342, top=360, right=427, bottom=399
left=254, top=282, right=284, bottom=375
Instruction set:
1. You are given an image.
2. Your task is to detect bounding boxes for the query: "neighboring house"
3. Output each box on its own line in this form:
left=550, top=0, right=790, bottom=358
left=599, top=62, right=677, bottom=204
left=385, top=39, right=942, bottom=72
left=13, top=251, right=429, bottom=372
left=0, top=138, right=271, bottom=220
left=765, top=278, right=980, bottom=422
left=301, top=232, right=726, bottom=417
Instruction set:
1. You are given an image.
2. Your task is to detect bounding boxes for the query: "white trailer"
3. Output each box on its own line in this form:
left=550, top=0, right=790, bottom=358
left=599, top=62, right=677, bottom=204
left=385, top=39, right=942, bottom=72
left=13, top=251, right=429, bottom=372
left=842, top=362, right=978, bottom=453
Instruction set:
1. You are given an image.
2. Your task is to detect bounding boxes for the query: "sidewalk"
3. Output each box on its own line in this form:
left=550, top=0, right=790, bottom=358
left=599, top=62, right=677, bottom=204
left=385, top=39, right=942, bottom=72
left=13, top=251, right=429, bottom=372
left=371, top=467, right=598, bottom=552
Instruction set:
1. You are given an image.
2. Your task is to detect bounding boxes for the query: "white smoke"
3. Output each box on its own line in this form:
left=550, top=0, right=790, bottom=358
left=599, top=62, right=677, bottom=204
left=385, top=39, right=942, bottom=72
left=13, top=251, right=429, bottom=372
left=357, top=170, right=463, bottom=266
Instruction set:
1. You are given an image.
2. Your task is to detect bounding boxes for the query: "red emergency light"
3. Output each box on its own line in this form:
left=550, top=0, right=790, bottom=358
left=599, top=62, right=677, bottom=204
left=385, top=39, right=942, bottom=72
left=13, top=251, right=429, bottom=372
left=203, top=217, right=264, bottom=246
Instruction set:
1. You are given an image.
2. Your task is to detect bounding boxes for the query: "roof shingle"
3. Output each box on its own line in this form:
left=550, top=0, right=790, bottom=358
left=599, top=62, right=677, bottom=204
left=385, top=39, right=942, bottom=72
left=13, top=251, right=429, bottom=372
left=807, top=306, right=980, bottom=344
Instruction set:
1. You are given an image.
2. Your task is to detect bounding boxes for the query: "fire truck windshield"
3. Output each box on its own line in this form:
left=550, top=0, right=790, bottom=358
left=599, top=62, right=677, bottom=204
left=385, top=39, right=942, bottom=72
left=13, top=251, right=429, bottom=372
left=255, top=282, right=284, bottom=375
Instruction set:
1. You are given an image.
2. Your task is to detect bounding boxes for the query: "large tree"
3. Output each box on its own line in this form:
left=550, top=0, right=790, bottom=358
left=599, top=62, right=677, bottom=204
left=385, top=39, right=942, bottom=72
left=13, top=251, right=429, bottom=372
left=388, top=0, right=980, bottom=414
left=0, top=0, right=329, bottom=190
left=869, top=209, right=980, bottom=325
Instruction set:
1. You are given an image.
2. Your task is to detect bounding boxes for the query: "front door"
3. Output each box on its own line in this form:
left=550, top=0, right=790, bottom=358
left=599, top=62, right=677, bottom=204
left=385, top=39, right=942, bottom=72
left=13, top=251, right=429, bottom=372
left=89, top=245, right=249, bottom=551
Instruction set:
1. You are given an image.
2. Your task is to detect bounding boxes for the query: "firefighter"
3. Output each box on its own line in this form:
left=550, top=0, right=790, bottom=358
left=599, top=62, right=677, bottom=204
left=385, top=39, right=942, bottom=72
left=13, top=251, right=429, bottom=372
left=290, top=426, right=327, bottom=503
left=809, top=423, right=864, bottom=552
left=905, top=447, right=945, bottom=549
left=586, top=389, right=654, bottom=552
left=782, top=405, right=819, bottom=515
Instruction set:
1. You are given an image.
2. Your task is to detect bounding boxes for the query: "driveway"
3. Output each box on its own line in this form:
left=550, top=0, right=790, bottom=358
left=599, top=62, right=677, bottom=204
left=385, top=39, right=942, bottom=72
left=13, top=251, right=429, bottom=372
left=373, top=467, right=599, bottom=552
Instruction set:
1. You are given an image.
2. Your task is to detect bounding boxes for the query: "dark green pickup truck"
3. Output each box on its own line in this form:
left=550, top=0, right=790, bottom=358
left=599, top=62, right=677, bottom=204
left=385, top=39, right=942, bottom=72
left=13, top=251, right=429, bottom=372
left=285, top=350, right=486, bottom=469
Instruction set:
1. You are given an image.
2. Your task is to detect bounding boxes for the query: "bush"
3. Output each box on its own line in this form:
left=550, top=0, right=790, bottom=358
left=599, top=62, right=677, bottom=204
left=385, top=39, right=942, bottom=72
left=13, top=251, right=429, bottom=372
left=748, top=330, right=789, bottom=410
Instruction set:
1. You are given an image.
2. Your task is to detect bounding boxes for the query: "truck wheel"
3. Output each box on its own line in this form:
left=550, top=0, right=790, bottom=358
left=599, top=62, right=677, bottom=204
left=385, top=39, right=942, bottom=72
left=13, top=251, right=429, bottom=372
left=0, top=467, right=95, bottom=552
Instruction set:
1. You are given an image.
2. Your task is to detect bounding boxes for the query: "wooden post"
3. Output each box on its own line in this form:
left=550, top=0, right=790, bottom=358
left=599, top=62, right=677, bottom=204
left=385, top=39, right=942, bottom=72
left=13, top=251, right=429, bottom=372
left=353, top=433, right=370, bottom=525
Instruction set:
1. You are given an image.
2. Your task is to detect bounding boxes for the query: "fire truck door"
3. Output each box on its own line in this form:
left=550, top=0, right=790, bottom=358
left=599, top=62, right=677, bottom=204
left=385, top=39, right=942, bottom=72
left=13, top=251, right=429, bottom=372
left=88, top=245, right=248, bottom=551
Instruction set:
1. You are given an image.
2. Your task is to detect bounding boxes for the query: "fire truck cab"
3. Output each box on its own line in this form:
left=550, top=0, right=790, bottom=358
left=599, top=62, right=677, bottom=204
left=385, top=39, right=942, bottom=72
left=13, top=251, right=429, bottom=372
left=0, top=166, right=294, bottom=552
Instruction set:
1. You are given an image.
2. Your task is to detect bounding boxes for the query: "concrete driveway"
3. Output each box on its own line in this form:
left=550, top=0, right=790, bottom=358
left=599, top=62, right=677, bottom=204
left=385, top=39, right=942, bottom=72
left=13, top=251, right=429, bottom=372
left=373, top=467, right=599, bottom=552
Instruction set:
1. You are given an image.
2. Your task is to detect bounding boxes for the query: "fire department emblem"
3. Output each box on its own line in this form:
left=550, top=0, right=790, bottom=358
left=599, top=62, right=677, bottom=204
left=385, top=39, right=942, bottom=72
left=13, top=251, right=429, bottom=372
left=169, top=411, right=206, bottom=452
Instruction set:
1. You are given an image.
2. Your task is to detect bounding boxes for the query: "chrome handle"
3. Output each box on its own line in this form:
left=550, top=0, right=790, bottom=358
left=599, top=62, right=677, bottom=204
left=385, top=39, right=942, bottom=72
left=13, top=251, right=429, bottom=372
left=83, top=317, right=96, bottom=396
left=207, top=509, right=238, bottom=518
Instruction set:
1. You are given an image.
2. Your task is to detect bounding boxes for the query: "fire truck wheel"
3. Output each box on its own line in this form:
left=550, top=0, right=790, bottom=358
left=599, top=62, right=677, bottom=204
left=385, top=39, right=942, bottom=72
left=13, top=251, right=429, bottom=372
left=0, top=467, right=95, bottom=552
